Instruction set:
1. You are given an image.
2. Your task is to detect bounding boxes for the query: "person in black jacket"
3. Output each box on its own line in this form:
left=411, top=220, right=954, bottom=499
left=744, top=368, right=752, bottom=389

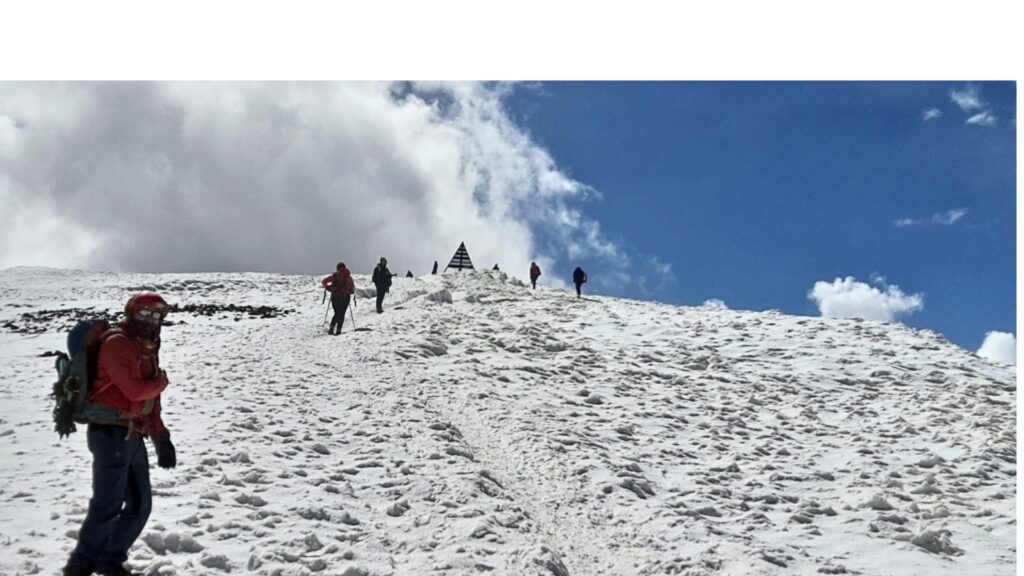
left=371, top=257, right=394, bottom=313
left=572, top=266, right=587, bottom=299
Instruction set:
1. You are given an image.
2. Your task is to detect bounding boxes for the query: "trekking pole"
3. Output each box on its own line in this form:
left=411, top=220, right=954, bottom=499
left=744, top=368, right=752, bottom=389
left=323, top=291, right=330, bottom=326
left=349, top=296, right=357, bottom=330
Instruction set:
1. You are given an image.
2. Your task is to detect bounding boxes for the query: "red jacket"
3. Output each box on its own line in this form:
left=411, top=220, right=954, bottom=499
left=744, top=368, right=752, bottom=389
left=89, top=325, right=169, bottom=438
left=530, top=264, right=541, bottom=279
left=322, top=269, right=355, bottom=295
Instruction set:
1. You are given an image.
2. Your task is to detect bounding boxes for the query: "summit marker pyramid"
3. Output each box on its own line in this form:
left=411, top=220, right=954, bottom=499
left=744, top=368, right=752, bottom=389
left=444, top=241, right=475, bottom=272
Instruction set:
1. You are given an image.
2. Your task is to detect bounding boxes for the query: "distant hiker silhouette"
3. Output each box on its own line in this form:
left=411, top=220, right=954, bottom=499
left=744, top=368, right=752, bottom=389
left=492, top=263, right=500, bottom=271
left=322, top=262, right=355, bottom=335
left=431, top=260, right=438, bottom=275
left=530, top=262, right=541, bottom=289
left=371, top=257, right=394, bottom=313
left=573, top=266, right=587, bottom=299
left=63, top=293, right=176, bottom=576
left=406, top=270, right=413, bottom=278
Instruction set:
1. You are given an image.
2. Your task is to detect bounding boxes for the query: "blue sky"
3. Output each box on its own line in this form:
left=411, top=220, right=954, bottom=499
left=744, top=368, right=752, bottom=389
left=505, top=82, right=1015, bottom=351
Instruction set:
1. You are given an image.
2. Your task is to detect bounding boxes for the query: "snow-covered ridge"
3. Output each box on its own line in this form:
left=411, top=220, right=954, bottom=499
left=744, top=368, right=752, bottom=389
left=0, top=268, right=1015, bottom=575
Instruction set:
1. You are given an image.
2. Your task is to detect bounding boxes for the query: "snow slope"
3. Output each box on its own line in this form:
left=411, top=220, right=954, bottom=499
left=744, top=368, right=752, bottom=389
left=0, top=267, right=1015, bottom=575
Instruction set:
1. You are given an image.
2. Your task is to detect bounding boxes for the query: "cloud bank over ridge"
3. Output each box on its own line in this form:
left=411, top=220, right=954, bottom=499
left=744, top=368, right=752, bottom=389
left=0, top=82, right=633, bottom=287
left=807, top=276, right=924, bottom=323
left=977, top=331, right=1016, bottom=365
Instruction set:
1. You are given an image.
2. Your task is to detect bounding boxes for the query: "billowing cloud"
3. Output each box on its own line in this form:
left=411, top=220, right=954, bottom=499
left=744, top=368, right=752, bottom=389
left=922, top=108, right=942, bottom=122
left=892, top=208, right=967, bottom=227
left=807, top=276, right=923, bottom=322
left=0, top=82, right=645, bottom=289
left=702, top=298, right=728, bottom=310
left=966, top=111, right=997, bottom=126
left=977, top=331, right=1016, bottom=364
left=950, top=85, right=985, bottom=112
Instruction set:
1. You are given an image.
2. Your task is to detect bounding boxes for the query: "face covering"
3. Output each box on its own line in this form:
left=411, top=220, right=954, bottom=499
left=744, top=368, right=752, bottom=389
left=127, top=309, right=163, bottom=342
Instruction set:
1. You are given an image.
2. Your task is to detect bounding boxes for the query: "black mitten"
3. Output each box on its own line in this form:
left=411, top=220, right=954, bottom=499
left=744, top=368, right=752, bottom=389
left=155, top=436, right=176, bottom=469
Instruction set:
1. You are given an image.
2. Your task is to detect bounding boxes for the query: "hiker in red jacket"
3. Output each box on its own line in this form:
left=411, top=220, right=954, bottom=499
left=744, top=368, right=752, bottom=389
left=322, top=262, right=356, bottom=335
left=64, top=293, right=176, bottom=576
left=530, top=262, right=542, bottom=289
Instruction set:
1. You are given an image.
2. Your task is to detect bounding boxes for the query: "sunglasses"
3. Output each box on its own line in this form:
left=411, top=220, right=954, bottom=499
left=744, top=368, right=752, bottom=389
left=134, top=308, right=166, bottom=321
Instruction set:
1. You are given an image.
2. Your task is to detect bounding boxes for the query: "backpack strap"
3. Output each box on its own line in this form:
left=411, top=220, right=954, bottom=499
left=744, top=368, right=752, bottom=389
left=77, top=403, right=123, bottom=426
left=86, top=328, right=126, bottom=398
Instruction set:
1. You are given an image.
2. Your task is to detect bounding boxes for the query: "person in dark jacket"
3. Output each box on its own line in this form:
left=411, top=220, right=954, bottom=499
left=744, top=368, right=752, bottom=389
left=371, top=257, right=393, bottom=313
left=431, top=260, right=438, bottom=275
left=529, top=262, right=542, bottom=289
left=322, top=262, right=356, bottom=335
left=63, top=293, right=176, bottom=576
left=572, top=266, right=587, bottom=299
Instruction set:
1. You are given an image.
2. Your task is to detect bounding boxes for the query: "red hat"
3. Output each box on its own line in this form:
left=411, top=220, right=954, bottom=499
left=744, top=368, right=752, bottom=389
left=125, top=292, right=170, bottom=317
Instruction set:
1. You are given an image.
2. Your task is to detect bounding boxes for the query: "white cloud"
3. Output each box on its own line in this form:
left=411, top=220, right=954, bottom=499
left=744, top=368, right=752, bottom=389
left=892, top=208, right=967, bottom=227
left=808, top=276, right=923, bottom=322
left=702, top=298, right=728, bottom=310
left=0, top=82, right=638, bottom=288
left=977, top=331, right=1016, bottom=364
left=591, top=255, right=675, bottom=298
left=932, top=208, right=967, bottom=224
left=966, top=111, right=997, bottom=126
left=629, top=256, right=675, bottom=294
left=949, top=85, right=997, bottom=126
left=950, top=85, right=985, bottom=112
left=0, top=178, right=103, bottom=269
left=922, top=108, right=942, bottom=122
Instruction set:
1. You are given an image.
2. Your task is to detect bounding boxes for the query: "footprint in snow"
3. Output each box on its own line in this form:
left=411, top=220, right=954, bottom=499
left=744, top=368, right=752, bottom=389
left=386, top=500, right=411, bottom=517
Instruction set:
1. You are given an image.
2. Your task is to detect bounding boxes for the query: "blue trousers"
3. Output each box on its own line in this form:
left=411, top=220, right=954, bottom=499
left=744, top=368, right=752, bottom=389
left=66, top=424, right=152, bottom=571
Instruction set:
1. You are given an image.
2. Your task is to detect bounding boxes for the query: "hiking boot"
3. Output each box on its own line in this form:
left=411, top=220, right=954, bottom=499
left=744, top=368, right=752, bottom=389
left=62, top=564, right=93, bottom=576
left=95, top=564, right=141, bottom=576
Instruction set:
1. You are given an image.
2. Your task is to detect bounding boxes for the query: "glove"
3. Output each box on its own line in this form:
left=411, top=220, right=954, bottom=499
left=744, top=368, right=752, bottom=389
left=154, top=369, right=169, bottom=392
left=154, top=436, right=177, bottom=469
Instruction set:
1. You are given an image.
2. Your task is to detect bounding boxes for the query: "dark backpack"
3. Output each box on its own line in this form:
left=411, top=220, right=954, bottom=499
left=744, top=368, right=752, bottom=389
left=51, top=319, right=123, bottom=438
